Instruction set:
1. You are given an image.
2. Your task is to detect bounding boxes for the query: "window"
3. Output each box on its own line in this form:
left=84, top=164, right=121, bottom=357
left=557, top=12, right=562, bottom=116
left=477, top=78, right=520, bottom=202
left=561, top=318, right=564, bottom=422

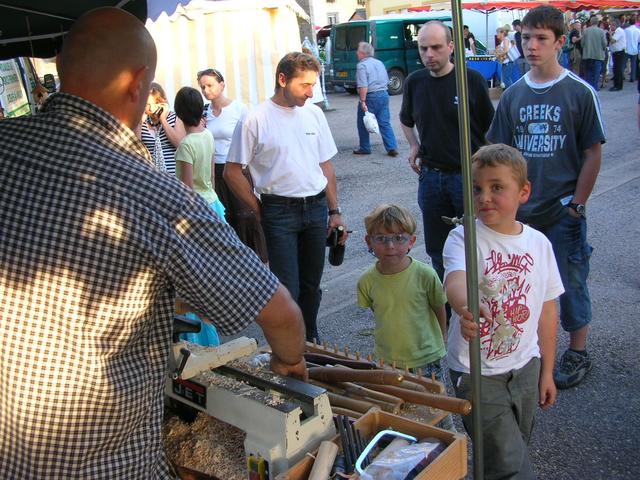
left=334, top=25, right=366, bottom=51
left=374, top=22, right=403, bottom=50
left=327, top=12, right=338, bottom=25
left=405, top=22, right=427, bottom=48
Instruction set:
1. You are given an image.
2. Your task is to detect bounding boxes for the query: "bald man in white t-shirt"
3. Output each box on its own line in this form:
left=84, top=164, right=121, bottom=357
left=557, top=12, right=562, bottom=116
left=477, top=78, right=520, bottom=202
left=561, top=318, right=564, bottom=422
left=225, top=52, right=348, bottom=342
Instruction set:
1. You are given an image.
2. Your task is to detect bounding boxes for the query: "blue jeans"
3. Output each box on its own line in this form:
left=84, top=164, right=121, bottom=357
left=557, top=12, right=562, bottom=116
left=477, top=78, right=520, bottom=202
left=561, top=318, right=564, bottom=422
left=261, top=193, right=328, bottom=341
left=583, top=59, right=603, bottom=91
left=502, top=61, right=515, bottom=87
left=417, top=166, right=464, bottom=281
left=533, top=209, right=593, bottom=333
left=356, top=90, right=398, bottom=153
left=411, top=359, right=454, bottom=431
left=514, top=57, right=529, bottom=78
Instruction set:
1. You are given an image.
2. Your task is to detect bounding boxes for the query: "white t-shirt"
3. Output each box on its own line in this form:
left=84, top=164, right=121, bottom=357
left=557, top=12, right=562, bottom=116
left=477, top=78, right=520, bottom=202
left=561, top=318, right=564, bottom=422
left=444, top=220, right=564, bottom=375
left=623, top=25, right=639, bottom=56
left=610, top=27, right=626, bottom=53
left=205, top=100, right=248, bottom=164
left=227, top=98, right=337, bottom=197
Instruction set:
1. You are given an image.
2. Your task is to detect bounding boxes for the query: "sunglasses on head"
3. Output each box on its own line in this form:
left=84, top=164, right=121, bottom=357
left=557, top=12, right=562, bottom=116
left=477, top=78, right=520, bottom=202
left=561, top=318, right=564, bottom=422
left=197, top=68, right=224, bottom=82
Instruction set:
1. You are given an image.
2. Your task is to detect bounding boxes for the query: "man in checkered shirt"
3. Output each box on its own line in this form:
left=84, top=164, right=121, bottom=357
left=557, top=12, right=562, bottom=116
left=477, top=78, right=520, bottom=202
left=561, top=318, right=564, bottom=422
left=0, top=8, right=307, bottom=479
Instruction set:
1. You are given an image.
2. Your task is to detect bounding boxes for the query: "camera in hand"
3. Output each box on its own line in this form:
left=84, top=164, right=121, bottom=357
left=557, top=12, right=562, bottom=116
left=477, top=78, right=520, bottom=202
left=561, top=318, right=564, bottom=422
left=326, top=226, right=345, bottom=266
left=148, top=107, right=163, bottom=126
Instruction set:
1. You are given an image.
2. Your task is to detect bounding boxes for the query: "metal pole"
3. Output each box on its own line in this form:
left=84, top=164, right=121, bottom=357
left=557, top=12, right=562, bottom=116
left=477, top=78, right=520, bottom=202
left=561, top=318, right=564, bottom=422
left=449, top=1, right=484, bottom=479
left=486, top=12, right=489, bottom=54
left=320, top=62, right=331, bottom=110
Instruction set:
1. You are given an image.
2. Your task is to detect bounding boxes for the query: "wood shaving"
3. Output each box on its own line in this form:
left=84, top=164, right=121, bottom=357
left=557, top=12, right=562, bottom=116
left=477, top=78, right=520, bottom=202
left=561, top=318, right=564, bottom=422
left=402, top=403, right=443, bottom=425
left=194, top=369, right=290, bottom=410
left=227, top=356, right=286, bottom=386
left=197, top=369, right=255, bottom=395
left=163, top=413, right=246, bottom=479
left=181, top=342, right=220, bottom=354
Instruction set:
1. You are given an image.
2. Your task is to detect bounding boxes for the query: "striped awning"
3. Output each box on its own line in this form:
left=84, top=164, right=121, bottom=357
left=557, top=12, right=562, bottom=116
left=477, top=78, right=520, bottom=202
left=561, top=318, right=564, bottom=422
left=146, top=0, right=306, bottom=107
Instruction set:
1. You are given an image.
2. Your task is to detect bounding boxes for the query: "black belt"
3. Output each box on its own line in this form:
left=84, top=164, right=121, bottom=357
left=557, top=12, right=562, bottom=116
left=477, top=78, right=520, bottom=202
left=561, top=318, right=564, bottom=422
left=261, top=190, right=326, bottom=205
left=421, top=163, right=460, bottom=174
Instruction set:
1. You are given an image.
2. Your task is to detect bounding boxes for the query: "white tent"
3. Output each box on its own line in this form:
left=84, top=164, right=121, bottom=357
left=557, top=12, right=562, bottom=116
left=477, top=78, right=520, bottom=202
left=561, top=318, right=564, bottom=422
left=145, top=0, right=309, bottom=107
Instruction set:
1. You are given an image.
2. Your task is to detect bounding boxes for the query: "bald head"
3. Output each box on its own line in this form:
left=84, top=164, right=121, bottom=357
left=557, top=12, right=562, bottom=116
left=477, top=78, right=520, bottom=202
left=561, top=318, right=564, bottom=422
left=419, top=21, right=452, bottom=44
left=417, top=22, right=454, bottom=77
left=58, top=8, right=157, bottom=128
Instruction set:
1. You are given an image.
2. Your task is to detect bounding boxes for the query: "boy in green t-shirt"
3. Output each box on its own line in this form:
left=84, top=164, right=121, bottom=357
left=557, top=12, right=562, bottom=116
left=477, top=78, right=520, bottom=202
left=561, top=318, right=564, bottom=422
left=357, top=204, right=452, bottom=427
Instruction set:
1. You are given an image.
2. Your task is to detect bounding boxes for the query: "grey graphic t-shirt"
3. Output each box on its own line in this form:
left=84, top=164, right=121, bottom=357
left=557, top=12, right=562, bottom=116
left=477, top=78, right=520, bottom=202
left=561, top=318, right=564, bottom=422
left=488, top=71, right=606, bottom=226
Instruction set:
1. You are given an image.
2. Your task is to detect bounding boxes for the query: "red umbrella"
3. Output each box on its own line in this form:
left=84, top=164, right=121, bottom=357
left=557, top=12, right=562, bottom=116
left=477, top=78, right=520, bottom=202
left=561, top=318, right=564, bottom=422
left=409, top=0, right=640, bottom=11
left=552, top=0, right=640, bottom=10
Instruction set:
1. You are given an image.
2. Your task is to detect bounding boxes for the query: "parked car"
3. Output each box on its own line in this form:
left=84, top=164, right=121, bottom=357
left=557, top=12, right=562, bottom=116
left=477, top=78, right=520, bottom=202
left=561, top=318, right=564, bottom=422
left=330, top=12, right=452, bottom=95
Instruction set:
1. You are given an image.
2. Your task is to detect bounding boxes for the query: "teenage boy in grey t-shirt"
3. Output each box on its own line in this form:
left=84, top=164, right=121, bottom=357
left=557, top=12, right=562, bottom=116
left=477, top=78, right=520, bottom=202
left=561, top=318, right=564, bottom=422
left=488, top=5, right=606, bottom=390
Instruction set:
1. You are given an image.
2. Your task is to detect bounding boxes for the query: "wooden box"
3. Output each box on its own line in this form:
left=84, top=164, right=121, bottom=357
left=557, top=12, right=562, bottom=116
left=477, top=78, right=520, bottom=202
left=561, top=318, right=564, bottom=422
left=277, top=409, right=467, bottom=480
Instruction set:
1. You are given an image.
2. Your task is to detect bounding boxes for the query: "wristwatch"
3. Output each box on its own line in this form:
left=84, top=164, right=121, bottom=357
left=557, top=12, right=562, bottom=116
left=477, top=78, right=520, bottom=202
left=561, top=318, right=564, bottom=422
left=568, top=202, right=586, bottom=217
left=328, top=207, right=342, bottom=216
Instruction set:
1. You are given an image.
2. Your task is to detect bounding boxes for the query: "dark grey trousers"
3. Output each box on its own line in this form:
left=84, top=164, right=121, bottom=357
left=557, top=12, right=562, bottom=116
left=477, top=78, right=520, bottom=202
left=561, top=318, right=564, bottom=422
left=450, top=357, right=540, bottom=480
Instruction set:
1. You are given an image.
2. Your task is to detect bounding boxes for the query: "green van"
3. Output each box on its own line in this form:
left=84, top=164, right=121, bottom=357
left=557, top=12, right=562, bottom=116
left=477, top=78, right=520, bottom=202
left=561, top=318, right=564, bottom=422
left=330, top=13, right=452, bottom=95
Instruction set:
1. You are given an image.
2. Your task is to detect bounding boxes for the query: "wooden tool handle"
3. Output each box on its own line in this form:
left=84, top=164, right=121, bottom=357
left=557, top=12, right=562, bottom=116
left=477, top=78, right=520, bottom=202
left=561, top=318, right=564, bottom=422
left=338, top=382, right=402, bottom=404
left=337, top=382, right=404, bottom=414
left=400, top=376, right=445, bottom=394
left=308, top=441, right=339, bottom=480
left=327, top=392, right=375, bottom=414
left=331, top=406, right=362, bottom=419
left=359, top=383, right=472, bottom=415
left=304, top=353, right=377, bottom=370
left=309, top=367, right=403, bottom=385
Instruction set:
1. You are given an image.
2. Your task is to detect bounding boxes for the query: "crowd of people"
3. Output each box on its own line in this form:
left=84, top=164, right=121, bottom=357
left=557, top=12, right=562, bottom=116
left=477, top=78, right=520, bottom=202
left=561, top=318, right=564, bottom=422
left=561, top=12, right=639, bottom=91
left=0, top=3, right=633, bottom=479
left=363, top=8, right=605, bottom=478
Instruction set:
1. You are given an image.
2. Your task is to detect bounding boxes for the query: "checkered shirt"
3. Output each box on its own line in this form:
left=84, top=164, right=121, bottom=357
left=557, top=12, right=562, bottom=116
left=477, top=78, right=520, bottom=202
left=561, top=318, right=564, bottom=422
left=0, top=93, right=279, bottom=478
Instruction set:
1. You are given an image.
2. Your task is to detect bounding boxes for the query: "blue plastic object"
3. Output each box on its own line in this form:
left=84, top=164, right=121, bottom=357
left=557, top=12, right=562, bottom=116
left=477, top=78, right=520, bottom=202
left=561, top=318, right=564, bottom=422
left=179, top=312, right=220, bottom=347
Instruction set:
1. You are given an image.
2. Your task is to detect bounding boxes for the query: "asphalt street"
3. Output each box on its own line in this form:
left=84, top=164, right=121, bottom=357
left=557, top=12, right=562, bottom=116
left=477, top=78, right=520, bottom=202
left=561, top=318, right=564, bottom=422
left=225, top=82, right=640, bottom=479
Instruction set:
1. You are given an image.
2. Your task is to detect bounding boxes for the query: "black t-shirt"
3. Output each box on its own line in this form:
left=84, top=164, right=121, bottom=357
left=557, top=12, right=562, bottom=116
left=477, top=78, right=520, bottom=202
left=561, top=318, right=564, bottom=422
left=399, top=67, right=495, bottom=171
left=515, top=31, right=524, bottom=56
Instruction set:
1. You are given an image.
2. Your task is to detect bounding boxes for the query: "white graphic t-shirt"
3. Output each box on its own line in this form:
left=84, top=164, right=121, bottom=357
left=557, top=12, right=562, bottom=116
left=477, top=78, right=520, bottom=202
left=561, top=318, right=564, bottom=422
left=444, top=220, right=564, bottom=375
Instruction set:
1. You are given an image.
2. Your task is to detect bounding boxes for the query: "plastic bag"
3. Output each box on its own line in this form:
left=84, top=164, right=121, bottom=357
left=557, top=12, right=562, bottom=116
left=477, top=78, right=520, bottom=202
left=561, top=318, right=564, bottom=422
left=360, top=439, right=446, bottom=480
left=179, top=312, right=220, bottom=347
left=507, top=44, right=521, bottom=62
left=363, top=111, right=380, bottom=135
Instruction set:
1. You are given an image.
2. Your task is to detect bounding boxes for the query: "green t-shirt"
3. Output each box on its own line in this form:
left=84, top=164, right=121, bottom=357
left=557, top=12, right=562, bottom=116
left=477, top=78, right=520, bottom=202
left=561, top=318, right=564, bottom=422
left=357, top=258, right=447, bottom=368
left=175, top=130, right=217, bottom=204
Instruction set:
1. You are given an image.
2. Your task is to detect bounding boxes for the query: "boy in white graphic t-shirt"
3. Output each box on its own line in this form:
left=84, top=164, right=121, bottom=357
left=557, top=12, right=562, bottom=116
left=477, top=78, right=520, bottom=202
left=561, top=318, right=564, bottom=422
left=443, top=144, right=564, bottom=479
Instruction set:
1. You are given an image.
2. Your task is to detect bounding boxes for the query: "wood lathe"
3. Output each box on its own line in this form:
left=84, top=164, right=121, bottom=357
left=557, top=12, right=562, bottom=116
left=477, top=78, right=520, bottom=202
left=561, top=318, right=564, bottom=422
left=165, top=320, right=335, bottom=480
